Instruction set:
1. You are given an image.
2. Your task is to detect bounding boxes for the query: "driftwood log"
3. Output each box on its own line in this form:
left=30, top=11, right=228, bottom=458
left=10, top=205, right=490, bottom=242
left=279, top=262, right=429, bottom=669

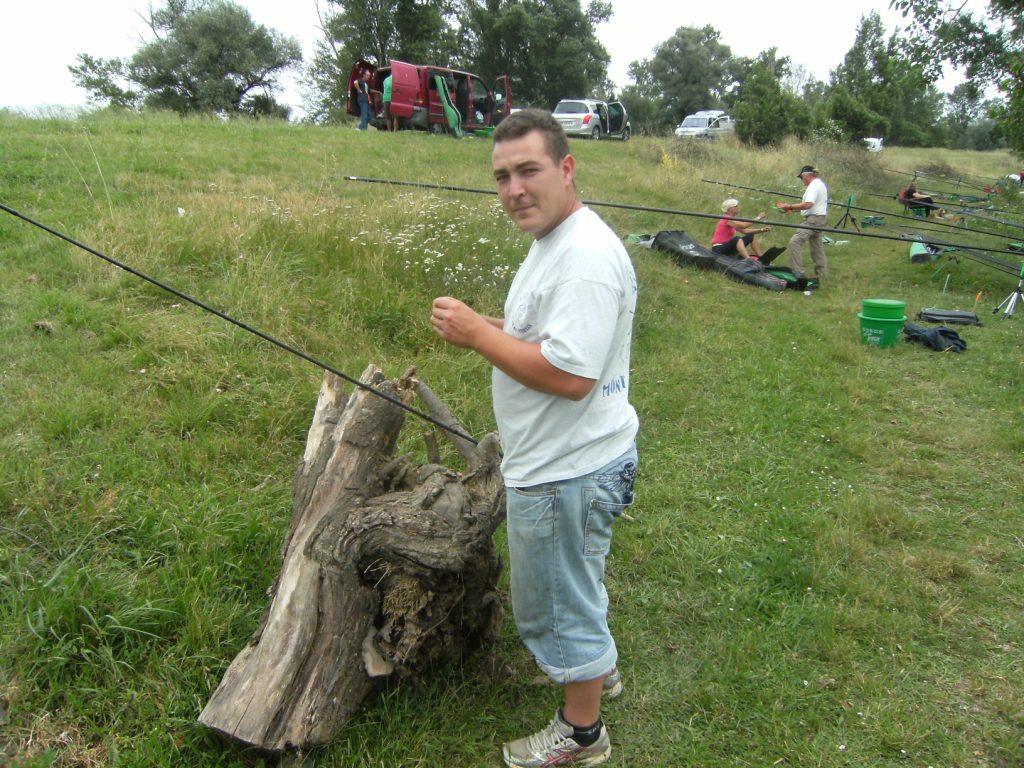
left=198, top=365, right=506, bottom=751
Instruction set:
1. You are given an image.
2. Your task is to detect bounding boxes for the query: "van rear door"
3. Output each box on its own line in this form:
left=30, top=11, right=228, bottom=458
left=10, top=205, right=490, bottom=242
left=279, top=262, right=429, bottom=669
left=491, top=76, right=512, bottom=125
left=388, top=60, right=419, bottom=120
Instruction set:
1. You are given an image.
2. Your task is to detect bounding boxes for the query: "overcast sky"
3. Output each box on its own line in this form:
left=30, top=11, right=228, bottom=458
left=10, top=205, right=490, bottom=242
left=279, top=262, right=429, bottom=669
left=0, top=0, right=978, bottom=118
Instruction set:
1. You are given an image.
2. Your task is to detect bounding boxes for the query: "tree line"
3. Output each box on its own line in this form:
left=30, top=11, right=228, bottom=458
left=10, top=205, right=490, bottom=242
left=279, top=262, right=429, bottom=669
left=69, top=0, right=1021, bottom=155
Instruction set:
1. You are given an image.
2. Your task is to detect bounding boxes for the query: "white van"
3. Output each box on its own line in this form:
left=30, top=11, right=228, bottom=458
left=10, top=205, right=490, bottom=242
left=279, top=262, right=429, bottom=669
left=674, top=110, right=733, bottom=138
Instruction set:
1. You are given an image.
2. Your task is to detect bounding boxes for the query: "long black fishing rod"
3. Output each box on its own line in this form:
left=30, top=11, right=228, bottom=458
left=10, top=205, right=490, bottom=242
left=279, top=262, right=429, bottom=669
left=870, top=222, right=1023, bottom=275
left=950, top=204, right=1024, bottom=232
left=860, top=188, right=1024, bottom=219
left=904, top=233, right=1023, bottom=277
left=880, top=166, right=994, bottom=193
left=0, top=201, right=479, bottom=446
left=701, top=178, right=1024, bottom=246
left=345, top=175, right=822, bottom=232
left=704, top=177, right=985, bottom=234
left=346, top=175, right=1024, bottom=260
left=883, top=168, right=1024, bottom=217
left=914, top=171, right=992, bottom=194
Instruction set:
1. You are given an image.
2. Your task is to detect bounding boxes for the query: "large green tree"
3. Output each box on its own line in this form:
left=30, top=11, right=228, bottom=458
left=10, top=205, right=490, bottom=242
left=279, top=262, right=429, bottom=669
left=891, top=0, right=1022, bottom=155
left=459, top=0, right=612, bottom=108
left=617, top=60, right=663, bottom=135
left=943, top=82, right=1006, bottom=149
left=732, top=51, right=810, bottom=147
left=826, top=12, right=943, bottom=145
left=640, top=26, right=734, bottom=126
left=70, top=0, right=301, bottom=117
left=303, top=0, right=460, bottom=121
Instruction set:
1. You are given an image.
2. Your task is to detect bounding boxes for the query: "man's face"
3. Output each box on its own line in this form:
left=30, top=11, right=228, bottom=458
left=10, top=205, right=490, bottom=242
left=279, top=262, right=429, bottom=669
left=800, top=173, right=814, bottom=187
left=492, top=130, right=576, bottom=239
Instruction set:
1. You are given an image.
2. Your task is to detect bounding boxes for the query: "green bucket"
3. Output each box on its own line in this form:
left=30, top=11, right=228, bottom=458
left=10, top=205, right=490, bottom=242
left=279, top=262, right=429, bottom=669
left=862, top=298, right=907, bottom=319
left=859, top=313, right=905, bottom=348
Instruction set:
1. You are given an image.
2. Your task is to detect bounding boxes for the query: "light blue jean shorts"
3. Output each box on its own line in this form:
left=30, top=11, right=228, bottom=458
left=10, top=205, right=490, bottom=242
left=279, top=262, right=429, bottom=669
left=506, top=445, right=637, bottom=684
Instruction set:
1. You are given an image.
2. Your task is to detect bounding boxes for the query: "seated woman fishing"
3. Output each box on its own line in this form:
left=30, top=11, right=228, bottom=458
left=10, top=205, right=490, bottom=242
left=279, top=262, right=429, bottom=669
left=899, top=182, right=935, bottom=214
left=711, top=198, right=770, bottom=259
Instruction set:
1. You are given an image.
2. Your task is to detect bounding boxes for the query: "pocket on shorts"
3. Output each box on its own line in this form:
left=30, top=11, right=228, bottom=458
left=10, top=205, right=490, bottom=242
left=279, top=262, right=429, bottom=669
left=583, top=495, right=627, bottom=556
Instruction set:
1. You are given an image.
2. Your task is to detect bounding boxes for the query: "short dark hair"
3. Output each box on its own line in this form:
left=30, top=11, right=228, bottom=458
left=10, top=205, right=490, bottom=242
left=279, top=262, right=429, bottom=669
left=493, top=109, right=570, bottom=166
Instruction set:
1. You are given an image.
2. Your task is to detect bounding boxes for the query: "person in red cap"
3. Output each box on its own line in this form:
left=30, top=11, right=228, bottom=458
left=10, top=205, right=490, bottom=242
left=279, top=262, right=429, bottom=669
left=776, top=165, right=828, bottom=288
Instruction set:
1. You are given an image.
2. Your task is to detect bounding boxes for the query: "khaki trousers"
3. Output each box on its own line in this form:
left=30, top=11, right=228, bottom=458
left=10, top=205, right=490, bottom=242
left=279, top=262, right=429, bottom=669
left=788, top=213, right=828, bottom=280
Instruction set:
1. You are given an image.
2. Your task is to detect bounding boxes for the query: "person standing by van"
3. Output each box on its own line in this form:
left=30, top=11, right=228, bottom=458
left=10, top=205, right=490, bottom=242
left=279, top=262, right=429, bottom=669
left=382, top=73, right=398, bottom=131
left=430, top=108, right=638, bottom=767
left=356, top=69, right=372, bottom=131
left=777, top=165, right=828, bottom=287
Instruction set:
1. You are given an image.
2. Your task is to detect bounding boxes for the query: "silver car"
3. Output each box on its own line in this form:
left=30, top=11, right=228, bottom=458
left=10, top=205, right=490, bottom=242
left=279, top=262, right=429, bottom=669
left=553, top=99, right=631, bottom=140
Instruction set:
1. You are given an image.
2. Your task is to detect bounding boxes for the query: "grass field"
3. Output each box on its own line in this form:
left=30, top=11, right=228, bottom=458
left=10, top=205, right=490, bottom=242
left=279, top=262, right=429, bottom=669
left=1, top=110, right=1022, bottom=767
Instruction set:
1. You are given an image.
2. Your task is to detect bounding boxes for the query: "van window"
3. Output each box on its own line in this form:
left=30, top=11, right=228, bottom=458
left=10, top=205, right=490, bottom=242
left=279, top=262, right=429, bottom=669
left=681, top=116, right=709, bottom=128
left=470, top=78, right=488, bottom=123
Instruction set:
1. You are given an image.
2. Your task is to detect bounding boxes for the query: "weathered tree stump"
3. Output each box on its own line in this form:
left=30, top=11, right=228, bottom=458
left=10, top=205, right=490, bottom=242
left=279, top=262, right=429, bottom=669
left=198, top=365, right=505, bottom=751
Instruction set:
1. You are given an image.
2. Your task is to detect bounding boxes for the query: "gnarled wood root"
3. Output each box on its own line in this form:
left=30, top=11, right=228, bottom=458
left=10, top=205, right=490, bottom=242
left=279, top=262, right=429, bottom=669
left=198, top=365, right=505, bottom=751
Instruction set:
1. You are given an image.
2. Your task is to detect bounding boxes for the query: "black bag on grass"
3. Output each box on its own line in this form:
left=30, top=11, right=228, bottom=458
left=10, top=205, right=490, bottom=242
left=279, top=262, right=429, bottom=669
left=902, top=322, right=967, bottom=352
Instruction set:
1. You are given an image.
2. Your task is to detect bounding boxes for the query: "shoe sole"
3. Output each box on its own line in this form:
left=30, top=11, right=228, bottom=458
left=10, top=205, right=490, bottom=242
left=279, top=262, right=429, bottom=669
left=501, top=743, right=611, bottom=767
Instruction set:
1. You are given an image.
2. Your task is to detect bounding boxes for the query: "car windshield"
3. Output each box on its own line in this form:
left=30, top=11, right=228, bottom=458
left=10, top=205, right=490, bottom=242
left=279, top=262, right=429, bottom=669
left=681, top=117, right=708, bottom=127
left=554, top=101, right=589, bottom=114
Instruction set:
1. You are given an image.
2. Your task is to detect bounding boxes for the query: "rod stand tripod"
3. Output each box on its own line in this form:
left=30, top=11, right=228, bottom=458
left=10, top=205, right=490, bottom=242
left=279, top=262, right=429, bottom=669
left=993, top=265, right=1024, bottom=319
left=836, top=195, right=860, bottom=231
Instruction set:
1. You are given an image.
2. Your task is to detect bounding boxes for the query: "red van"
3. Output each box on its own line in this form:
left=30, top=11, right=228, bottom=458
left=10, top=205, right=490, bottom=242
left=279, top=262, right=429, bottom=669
left=347, top=59, right=512, bottom=133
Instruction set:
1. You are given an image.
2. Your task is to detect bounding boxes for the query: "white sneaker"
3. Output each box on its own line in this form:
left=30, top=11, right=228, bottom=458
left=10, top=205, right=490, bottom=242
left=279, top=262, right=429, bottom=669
left=501, top=711, right=611, bottom=767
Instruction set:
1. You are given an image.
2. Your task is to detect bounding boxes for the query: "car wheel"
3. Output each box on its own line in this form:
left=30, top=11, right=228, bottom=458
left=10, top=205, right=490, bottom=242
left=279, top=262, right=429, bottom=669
left=621, top=127, right=631, bottom=141
left=591, top=125, right=601, bottom=140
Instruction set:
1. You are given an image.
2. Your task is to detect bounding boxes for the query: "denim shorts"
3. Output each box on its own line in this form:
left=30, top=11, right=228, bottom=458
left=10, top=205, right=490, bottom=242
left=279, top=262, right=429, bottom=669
left=506, top=445, right=637, bottom=684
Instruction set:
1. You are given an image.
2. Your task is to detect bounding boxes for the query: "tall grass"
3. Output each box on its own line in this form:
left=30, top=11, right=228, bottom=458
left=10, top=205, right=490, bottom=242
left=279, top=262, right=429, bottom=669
left=1, top=110, right=1022, bottom=767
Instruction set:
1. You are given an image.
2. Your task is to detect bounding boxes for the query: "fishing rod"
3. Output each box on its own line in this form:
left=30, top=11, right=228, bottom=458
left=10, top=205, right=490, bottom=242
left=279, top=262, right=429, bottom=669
left=704, top=177, right=980, bottom=232
left=878, top=166, right=1022, bottom=210
left=885, top=169, right=1024, bottom=216
left=950, top=204, right=1024, bottom=232
left=874, top=221, right=1024, bottom=275
left=347, top=175, right=1024, bottom=260
left=701, top=178, right=1024, bottom=245
left=860, top=188, right=1024, bottom=219
left=0, top=200, right=479, bottom=446
left=880, top=166, right=994, bottom=193
left=912, top=168, right=1021, bottom=196
left=904, top=233, right=1023, bottom=278
left=346, top=175, right=826, bottom=232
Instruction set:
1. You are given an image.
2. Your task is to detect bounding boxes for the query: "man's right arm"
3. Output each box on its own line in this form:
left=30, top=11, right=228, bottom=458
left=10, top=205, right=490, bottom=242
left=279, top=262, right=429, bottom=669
left=431, top=297, right=595, bottom=400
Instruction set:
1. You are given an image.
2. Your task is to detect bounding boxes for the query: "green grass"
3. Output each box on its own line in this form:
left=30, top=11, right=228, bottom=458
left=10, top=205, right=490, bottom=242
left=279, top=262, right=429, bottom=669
left=1, top=110, right=1022, bottom=767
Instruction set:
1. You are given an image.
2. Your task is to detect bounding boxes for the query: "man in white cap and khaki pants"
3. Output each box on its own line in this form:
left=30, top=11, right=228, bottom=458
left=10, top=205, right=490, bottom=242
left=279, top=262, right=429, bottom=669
left=776, top=165, right=828, bottom=288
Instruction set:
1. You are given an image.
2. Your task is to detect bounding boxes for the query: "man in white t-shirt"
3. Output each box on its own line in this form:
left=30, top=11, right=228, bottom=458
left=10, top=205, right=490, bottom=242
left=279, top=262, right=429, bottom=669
left=431, top=109, right=638, bottom=767
left=777, top=164, right=829, bottom=287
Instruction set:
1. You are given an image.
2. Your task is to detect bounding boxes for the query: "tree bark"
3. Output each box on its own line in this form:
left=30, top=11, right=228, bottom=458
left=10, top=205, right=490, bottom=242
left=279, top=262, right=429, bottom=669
left=198, top=365, right=505, bottom=751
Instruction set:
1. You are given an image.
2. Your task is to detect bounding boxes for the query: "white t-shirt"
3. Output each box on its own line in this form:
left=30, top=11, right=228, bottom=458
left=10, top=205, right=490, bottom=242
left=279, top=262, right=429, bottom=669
left=492, top=207, right=639, bottom=486
left=802, top=177, right=828, bottom=216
